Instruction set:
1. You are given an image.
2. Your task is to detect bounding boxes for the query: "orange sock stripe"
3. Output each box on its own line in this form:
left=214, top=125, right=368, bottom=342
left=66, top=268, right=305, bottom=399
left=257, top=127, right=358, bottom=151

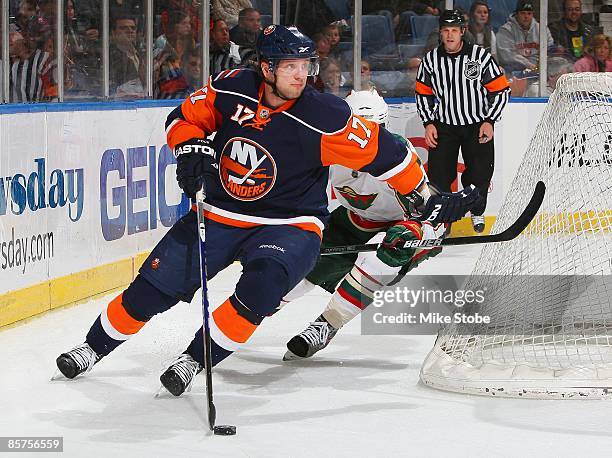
left=106, top=294, right=146, bottom=336
left=212, top=298, right=258, bottom=344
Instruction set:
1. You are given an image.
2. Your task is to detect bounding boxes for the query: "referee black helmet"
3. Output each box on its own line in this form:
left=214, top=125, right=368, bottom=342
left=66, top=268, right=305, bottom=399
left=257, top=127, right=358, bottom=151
left=439, top=9, right=467, bottom=28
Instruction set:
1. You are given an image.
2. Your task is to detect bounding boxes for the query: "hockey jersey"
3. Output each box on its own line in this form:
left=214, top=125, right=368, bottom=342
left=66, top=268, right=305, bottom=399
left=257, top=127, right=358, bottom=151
left=166, top=69, right=425, bottom=237
left=330, top=134, right=418, bottom=229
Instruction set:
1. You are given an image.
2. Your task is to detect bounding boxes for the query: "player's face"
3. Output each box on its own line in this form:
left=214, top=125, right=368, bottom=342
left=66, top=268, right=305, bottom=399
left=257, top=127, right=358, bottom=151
left=262, top=59, right=309, bottom=102
left=440, top=26, right=464, bottom=53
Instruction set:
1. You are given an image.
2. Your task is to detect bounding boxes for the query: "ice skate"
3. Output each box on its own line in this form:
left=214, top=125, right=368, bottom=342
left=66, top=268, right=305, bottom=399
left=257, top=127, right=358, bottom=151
left=55, top=343, right=101, bottom=379
left=283, top=315, right=339, bottom=361
left=159, top=353, right=203, bottom=397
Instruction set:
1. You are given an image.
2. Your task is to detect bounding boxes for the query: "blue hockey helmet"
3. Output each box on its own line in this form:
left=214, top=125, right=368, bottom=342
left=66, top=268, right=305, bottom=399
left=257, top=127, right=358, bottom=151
left=256, top=25, right=319, bottom=76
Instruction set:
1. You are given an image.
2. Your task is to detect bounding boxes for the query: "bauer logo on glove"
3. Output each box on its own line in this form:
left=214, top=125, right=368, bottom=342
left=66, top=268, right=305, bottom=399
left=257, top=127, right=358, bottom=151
left=376, top=220, right=446, bottom=268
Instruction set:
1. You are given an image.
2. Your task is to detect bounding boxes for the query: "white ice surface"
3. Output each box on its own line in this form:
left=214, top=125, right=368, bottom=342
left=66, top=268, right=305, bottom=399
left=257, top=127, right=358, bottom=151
left=1, top=245, right=612, bottom=458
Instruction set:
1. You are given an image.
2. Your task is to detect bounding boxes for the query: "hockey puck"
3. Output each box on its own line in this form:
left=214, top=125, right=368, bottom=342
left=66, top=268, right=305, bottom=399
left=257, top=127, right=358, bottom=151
left=213, top=425, right=237, bottom=436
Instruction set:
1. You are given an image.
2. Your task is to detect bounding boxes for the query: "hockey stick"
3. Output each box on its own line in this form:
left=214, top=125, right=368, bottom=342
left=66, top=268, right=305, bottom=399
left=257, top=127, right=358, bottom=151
left=195, top=188, right=236, bottom=436
left=321, top=181, right=546, bottom=255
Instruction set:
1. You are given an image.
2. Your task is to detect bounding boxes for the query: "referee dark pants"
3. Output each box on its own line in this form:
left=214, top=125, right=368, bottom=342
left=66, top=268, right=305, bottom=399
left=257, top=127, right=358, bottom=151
left=427, top=121, right=493, bottom=216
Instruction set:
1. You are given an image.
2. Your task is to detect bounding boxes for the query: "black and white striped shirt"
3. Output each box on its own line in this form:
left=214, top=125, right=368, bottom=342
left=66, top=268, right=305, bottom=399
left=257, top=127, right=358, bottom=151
left=210, top=42, right=242, bottom=75
left=416, top=43, right=509, bottom=126
left=10, top=49, right=53, bottom=103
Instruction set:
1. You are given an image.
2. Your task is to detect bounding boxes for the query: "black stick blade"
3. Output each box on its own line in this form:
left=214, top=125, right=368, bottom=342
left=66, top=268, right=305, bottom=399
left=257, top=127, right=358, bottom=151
left=441, top=180, right=546, bottom=246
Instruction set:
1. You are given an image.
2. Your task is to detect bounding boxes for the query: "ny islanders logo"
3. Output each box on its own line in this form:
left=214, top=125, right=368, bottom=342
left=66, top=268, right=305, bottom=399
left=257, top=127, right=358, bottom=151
left=219, top=138, right=276, bottom=201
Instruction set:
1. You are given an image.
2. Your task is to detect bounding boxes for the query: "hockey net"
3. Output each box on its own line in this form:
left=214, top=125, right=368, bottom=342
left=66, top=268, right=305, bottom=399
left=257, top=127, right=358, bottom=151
left=420, top=72, right=612, bottom=399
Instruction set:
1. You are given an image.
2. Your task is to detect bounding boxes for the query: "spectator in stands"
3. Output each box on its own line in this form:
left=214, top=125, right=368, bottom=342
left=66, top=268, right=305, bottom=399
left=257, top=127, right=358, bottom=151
left=230, top=7, right=261, bottom=48
left=574, top=34, right=612, bottom=72
left=212, top=0, right=253, bottom=28
left=497, top=0, right=553, bottom=73
left=184, top=47, right=202, bottom=91
left=65, top=0, right=85, bottom=58
left=63, top=0, right=96, bottom=98
left=15, top=0, right=38, bottom=36
left=323, top=23, right=342, bottom=58
left=157, top=0, right=202, bottom=41
left=70, top=0, right=100, bottom=40
left=468, top=1, right=497, bottom=58
left=313, top=32, right=331, bottom=60
left=210, top=18, right=242, bottom=74
left=361, top=59, right=375, bottom=89
left=9, top=30, right=55, bottom=102
left=153, top=10, right=192, bottom=99
left=549, top=0, right=594, bottom=60
left=159, top=10, right=194, bottom=63
left=37, top=0, right=57, bottom=22
left=109, top=14, right=145, bottom=98
left=319, top=57, right=347, bottom=97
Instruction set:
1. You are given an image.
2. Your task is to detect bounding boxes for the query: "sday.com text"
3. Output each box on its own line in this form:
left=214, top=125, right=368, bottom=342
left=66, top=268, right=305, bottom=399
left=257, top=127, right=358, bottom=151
left=1, top=227, right=54, bottom=274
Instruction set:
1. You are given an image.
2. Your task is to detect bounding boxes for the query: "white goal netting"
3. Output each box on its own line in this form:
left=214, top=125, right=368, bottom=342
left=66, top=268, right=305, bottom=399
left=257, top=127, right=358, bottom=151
left=420, top=72, right=612, bottom=399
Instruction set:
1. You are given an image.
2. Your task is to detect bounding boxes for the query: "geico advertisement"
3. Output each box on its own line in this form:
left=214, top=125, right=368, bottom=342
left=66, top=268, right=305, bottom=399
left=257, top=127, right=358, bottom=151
left=0, top=108, right=188, bottom=293
left=99, top=144, right=189, bottom=242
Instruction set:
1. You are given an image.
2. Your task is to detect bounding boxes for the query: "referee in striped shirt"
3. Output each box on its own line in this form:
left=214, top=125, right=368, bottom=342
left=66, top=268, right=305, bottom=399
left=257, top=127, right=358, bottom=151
left=416, top=9, right=510, bottom=233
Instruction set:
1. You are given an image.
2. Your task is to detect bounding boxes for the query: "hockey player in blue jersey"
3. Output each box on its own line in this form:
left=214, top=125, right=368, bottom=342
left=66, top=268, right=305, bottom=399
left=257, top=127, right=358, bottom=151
left=56, top=25, right=482, bottom=396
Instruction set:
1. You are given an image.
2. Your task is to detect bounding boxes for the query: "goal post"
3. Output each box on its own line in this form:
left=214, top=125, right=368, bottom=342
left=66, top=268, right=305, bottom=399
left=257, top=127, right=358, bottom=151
left=420, top=72, right=612, bottom=399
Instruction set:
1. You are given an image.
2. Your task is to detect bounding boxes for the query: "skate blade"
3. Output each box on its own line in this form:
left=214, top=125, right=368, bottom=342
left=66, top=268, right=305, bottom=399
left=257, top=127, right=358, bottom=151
left=154, top=385, right=171, bottom=398
left=50, top=368, right=68, bottom=381
left=154, top=381, right=194, bottom=398
left=282, top=350, right=306, bottom=361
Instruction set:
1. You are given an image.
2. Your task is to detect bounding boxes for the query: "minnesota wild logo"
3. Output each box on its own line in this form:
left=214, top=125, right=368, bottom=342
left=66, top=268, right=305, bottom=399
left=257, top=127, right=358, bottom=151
left=334, top=186, right=378, bottom=210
